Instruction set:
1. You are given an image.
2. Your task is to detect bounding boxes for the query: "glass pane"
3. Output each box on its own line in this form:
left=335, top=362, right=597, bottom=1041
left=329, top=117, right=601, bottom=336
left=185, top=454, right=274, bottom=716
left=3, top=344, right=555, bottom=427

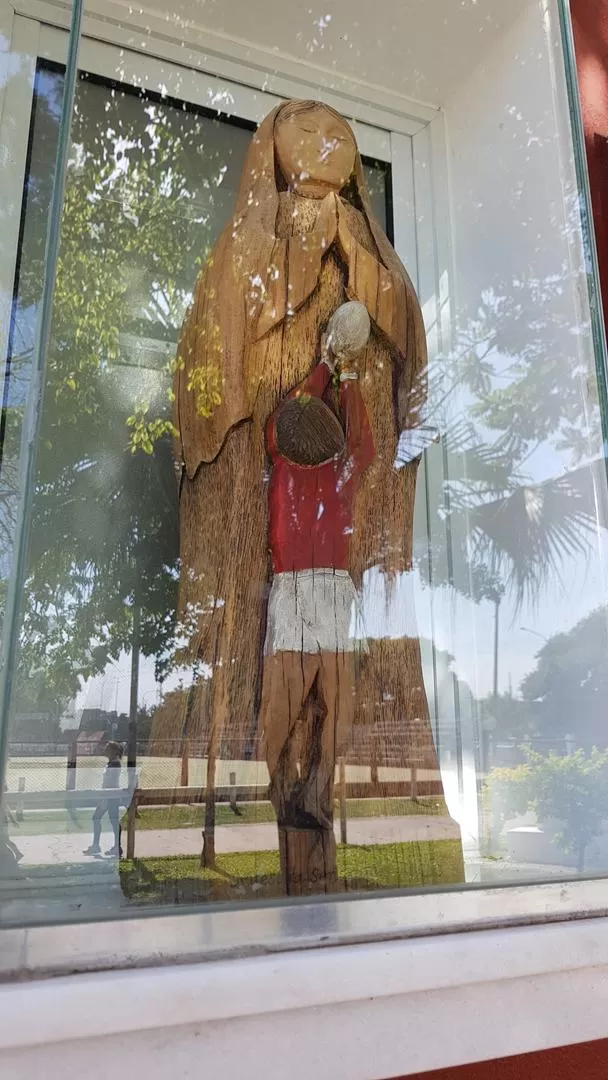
left=1, top=0, right=607, bottom=929
left=1, top=67, right=66, bottom=629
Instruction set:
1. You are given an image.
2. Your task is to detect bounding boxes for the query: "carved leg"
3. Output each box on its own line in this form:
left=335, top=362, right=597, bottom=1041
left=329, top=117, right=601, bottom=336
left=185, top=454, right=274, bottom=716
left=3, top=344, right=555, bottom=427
left=260, top=651, right=317, bottom=824
left=299, top=651, right=355, bottom=828
left=260, top=651, right=347, bottom=896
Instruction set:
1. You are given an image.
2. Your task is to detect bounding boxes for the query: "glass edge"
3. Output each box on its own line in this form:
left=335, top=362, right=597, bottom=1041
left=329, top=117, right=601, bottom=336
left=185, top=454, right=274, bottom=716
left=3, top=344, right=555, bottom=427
left=555, top=0, right=608, bottom=438
left=0, top=0, right=84, bottom=788
left=1, top=876, right=608, bottom=981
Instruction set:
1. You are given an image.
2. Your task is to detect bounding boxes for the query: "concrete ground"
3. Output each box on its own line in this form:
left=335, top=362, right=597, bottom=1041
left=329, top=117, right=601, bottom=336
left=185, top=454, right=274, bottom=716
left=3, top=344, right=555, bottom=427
left=14, top=813, right=461, bottom=866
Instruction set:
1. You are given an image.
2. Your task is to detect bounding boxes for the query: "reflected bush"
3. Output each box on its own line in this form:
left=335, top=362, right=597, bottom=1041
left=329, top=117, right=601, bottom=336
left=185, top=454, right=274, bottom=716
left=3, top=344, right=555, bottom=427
left=489, top=748, right=608, bottom=871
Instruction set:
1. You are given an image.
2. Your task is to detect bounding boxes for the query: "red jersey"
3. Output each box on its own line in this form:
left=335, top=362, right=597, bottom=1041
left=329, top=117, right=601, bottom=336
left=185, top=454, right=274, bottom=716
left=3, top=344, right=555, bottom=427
left=266, top=362, right=376, bottom=574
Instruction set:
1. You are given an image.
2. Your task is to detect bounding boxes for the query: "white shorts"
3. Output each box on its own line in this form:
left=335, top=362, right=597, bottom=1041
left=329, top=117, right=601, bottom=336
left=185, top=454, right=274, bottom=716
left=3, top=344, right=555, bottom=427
left=264, top=569, right=362, bottom=655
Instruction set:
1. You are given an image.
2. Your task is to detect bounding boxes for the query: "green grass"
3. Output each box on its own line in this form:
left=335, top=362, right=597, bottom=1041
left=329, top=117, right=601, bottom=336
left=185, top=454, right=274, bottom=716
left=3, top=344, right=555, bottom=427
left=11, top=796, right=448, bottom=836
left=132, top=796, right=447, bottom=830
left=346, top=796, right=447, bottom=819
left=136, top=802, right=275, bottom=829
left=119, top=840, right=465, bottom=905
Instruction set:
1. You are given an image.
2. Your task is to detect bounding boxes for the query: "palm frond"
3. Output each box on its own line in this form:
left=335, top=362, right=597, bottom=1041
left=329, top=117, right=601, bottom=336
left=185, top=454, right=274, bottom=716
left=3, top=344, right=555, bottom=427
left=461, top=475, right=596, bottom=609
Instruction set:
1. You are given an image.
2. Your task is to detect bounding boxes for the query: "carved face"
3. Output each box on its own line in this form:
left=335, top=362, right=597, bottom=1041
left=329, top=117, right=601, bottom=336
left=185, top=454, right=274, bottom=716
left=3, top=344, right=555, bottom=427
left=274, top=103, right=356, bottom=198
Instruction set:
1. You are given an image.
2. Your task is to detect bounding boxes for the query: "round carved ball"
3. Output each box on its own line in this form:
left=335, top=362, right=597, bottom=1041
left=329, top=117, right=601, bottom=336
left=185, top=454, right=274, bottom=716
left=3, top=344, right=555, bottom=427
left=325, top=300, right=371, bottom=361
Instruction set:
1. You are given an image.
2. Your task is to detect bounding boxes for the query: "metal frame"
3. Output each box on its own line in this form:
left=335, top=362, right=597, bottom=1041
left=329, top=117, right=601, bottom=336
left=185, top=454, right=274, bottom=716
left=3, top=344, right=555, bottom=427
left=0, top=14, right=39, bottom=387
left=36, top=24, right=394, bottom=160
left=14, top=0, right=438, bottom=133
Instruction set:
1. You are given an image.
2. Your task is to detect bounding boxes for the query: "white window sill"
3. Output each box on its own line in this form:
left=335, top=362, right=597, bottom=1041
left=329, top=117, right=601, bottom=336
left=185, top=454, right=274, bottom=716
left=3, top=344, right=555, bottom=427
left=2, top=913, right=608, bottom=1078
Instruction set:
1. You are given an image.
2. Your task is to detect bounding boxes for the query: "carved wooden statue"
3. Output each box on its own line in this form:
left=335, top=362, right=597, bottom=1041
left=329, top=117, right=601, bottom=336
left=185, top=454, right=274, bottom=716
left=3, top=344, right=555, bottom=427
left=170, top=99, right=462, bottom=894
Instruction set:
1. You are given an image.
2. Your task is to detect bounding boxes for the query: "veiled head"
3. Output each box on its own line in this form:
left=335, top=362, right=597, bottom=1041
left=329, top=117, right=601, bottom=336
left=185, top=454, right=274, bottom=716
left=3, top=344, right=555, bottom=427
left=274, top=101, right=356, bottom=198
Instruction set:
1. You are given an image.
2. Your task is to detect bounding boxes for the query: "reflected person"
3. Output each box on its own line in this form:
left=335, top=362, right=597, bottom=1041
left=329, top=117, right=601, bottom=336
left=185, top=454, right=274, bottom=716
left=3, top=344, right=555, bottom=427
left=84, top=741, right=123, bottom=857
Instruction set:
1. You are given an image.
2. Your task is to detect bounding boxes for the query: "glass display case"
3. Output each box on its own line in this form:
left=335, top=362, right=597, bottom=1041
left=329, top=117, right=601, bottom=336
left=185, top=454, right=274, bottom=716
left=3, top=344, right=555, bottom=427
left=1, top=0, right=607, bottom=948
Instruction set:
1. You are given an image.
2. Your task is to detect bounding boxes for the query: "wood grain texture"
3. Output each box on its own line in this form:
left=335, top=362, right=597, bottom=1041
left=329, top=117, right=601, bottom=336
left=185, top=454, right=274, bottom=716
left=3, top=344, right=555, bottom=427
left=152, top=100, right=461, bottom=886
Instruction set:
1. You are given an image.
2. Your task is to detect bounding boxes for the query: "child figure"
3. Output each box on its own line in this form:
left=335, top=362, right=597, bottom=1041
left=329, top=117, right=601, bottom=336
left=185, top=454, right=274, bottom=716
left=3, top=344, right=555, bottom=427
left=260, top=302, right=375, bottom=845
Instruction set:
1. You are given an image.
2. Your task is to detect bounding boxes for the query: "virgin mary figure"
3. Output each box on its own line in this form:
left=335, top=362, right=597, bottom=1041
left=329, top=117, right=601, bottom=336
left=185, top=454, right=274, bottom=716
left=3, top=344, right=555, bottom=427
left=163, top=98, right=462, bottom=883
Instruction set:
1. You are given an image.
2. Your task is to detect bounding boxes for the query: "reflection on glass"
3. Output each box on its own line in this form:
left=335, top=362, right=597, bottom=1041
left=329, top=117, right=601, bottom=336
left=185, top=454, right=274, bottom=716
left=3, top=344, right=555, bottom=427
left=1, top=0, right=608, bottom=926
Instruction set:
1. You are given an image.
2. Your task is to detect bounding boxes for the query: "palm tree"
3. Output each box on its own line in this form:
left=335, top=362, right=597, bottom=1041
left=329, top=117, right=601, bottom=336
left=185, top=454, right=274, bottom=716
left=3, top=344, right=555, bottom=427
left=422, top=263, right=603, bottom=611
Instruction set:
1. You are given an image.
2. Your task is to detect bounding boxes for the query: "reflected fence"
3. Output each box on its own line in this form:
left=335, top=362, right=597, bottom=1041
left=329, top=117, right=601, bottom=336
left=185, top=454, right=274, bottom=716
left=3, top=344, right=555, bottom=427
left=490, top=735, right=595, bottom=769
left=3, top=725, right=455, bottom=865
left=4, top=729, right=600, bottom=871
left=6, top=732, right=444, bottom=800
left=6, top=731, right=593, bottom=802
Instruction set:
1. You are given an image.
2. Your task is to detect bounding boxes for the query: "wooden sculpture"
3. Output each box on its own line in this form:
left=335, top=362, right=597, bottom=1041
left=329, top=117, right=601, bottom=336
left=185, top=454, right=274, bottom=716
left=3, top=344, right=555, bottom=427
left=171, top=99, right=461, bottom=894
left=261, top=302, right=374, bottom=890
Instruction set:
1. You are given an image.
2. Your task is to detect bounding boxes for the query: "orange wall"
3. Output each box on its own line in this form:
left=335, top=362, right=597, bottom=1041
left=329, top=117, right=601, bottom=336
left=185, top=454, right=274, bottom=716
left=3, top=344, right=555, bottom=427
left=570, top=0, right=608, bottom=326
left=392, top=1038, right=608, bottom=1078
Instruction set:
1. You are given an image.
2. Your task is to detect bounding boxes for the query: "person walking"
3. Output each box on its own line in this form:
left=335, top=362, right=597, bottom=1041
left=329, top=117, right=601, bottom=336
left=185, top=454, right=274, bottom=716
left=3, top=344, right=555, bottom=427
left=83, top=741, right=123, bottom=857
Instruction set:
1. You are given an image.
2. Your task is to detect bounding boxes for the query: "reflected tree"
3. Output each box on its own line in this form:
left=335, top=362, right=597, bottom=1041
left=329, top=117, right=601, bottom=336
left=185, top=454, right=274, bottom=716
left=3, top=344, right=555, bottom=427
left=520, top=606, right=608, bottom=747
left=2, top=73, right=243, bottom=722
left=426, top=256, right=603, bottom=609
